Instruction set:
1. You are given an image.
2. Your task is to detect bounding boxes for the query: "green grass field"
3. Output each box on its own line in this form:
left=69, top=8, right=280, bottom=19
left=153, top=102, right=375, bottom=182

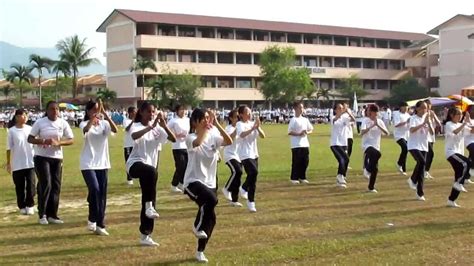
left=1, top=124, right=474, bottom=265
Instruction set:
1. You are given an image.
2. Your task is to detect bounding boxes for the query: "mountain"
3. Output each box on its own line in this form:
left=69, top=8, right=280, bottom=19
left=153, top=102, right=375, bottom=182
left=0, top=41, right=105, bottom=78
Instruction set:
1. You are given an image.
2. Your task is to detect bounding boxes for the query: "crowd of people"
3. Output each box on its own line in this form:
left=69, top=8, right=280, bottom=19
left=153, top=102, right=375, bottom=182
left=4, top=98, right=473, bottom=263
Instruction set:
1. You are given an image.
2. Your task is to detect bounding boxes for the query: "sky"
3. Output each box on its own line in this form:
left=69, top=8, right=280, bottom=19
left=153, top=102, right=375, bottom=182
left=0, top=0, right=472, bottom=64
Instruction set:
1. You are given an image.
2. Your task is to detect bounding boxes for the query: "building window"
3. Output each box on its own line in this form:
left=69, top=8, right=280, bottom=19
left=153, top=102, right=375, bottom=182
left=363, top=59, right=375, bottom=69
left=349, top=58, right=362, bottom=68
left=197, top=27, right=215, bottom=38
left=348, top=37, right=361, bottom=47
left=178, top=26, right=195, bottom=37
left=255, top=78, right=263, bottom=88
left=158, top=50, right=176, bottom=62
left=334, top=57, right=347, bottom=68
left=178, top=51, right=196, bottom=62
left=388, top=60, right=401, bottom=70
left=236, top=53, right=252, bottom=64
left=198, top=52, right=215, bottom=63
left=334, top=36, right=347, bottom=46
left=389, top=40, right=401, bottom=49
left=304, top=34, right=318, bottom=44
left=253, top=54, right=260, bottom=65
left=218, top=77, right=234, bottom=88
left=320, top=57, right=333, bottom=67
left=217, top=28, right=234, bottom=39
left=158, top=24, right=176, bottom=36
left=363, top=80, right=374, bottom=90
left=136, top=23, right=155, bottom=35
left=377, top=80, right=390, bottom=90
left=271, top=32, right=286, bottom=42
left=254, top=31, right=269, bottom=41
left=235, top=30, right=252, bottom=40
left=376, top=39, right=388, bottom=48
left=376, top=59, right=387, bottom=69
left=362, top=38, right=375, bottom=48
left=334, top=80, right=344, bottom=89
left=294, top=56, right=302, bottom=66
left=137, top=49, right=155, bottom=61
left=201, top=76, right=216, bottom=87
left=319, top=35, right=332, bottom=45
left=320, top=79, right=333, bottom=89
left=236, top=77, right=252, bottom=88
left=304, top=56, right=318, bottom=67
left=217, top=52, right=234, bottom=64
left=287, top=33, right=302, bottom=43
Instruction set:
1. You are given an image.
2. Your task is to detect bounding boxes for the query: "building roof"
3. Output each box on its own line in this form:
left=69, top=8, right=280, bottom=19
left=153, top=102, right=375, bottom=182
left=427, top=14, right=474, bottom=35
left=97, top=9, right=430, bottom=41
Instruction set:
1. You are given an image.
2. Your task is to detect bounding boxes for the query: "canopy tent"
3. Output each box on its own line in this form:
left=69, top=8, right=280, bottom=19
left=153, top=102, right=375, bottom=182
left=59, top=103, right=79, bottom=110
left=406, top=95, right=473, bottom=112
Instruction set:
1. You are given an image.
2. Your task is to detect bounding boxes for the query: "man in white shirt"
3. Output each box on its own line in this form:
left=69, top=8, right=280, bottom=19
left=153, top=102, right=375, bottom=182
left=167, top=104, right=190, bottom=192
left=393, top=102, right=411, bottom=175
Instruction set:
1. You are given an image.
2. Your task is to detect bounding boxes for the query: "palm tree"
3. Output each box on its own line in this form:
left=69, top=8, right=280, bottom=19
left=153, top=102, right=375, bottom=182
left=56, top=35, right=98, bottom=98
left=96, top=88, right=117, bottom=108
left=30, top=54, right=52, bottom=110
left=51, top=60, right=71, bottom=101
left=130, top=56, right=157, bottom=100
left=2, top=85, right=15, bottom=107
left=6, top=64, right=33, bottom=107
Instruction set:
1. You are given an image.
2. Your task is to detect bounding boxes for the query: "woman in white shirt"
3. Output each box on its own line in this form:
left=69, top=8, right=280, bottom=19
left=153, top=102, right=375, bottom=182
left=443, top=107, right=473, bottom=207
left=407, top=101, right=433, bottom=201
left=80, top=100, right=118, bottom=236
left=424, top=99, right=442, bottom=179
left=330, top=103, right=355, bottom=188
left=222, top=109, right=243, bottom=206
left=167, top=104, right=190, bottom=193
left=236, top=105, right=265, bottom=212
left=123, top=106, right=137, bottom=186
left=28, top=101, right=74, bottom=225
left=183, top=108, right=232, bottom=263
left=360, top=105, right=389, bottom=192
left=288, top=102, right=313, bottom=184
left=126, top=101, right=176, bottom=246
left=393, top=102, right=410, bottom=175
left=464, top=107, right=474, bottom=178
left=343, top=103, right=354, bottom=161
left=6, top=109, right=35, bottom=215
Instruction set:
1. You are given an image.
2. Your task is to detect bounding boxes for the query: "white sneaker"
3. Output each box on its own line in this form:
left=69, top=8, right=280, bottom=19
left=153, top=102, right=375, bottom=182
left=229, top=201, right=243, bottom=207
left=363, top=169, right=371, bottom=179
left=407, top=178, right=417, bottom=190
left=336, top=174, right=347, bottom=185
left=336, top=182, right=347, bottom=188
left=416, top=195, right=426, bottom=201
left=396, top=164, right=406, bottom=176
left=95, top=227, right=109, bottom=236
left=127, top=180, right=134, bottom=186
left=290, top=180, right=300, bottom=185
left=19, top=208, right=27, bottom=215
left=300, top=179, right=310, bottom=184
left=39, top=215, right=48, bottom=225
left=465, top=179, right=474, bottom=185
left=347, top=166, right=353, bottom=170
left=470, top=169, right=474, bottom=177
left=193, top=227, right=208, bottom=239
left=140, top=234, right=159, bottom=246
left=424, top=172, right=433, bottom=179
left=447, top=200, right=460, bottom=208
left=171, top=186, right=183, bottom=193
left=221, top=188, right=232, bottom=201
left=87, top=221, right=97, bottom=231
left=145, top=207, right=160, bottom=219
left=240, top=187, right=248, bottom=200
left=247, top=201, right=257, bottom=212
left=453, top=182, right=467, bottom=193
left=26, top=207, right=34, bottom=215
left=177, top=183, right=184, bottom=191
left=47, top=217, right=64, bottom=224
left=367, top=189, right=378, bottom=193
left=195, top=251, right=209, bottom=263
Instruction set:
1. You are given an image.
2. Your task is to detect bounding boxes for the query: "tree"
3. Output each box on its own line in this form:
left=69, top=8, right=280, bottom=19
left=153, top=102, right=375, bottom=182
left=29, top=54, right=52, bottom=110
left=148, top=67, right=202, bottom=108
left=384, top=77, right=438, bottom=106
left=338, top=74, right=368, bottom=103
left=56, top=35, right=98, bottom=98
left=51, top=60, right=71, bottom=101
left=96, top=88, right=117, bottom=108
left=258, top=45, right=314, bottom=104
left=1, top=85, right=15, bottom=107
left=6, top=63, right=33, bottom=107
left=130, top=56, right=158, bottom=100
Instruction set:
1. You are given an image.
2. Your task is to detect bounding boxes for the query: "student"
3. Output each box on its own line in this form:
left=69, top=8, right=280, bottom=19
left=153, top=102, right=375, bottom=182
left=407, top=101, right=433, bottom=201
left=464, top=107, right=474, bottom=179
left=360, top=105, right=389, bottom=192
left=80, top=100, right=118, bottom=236
left=343, top=103, right=354, bottom=162
left=330, top=103, right=355, bottom=188
left=123, top=106, right=137, bottom=186
left=167, top=104, right=190, bottom=193
left=288, top=102, right=313, bottom=184
left=6, top=109, right=35, bottom=215
left=236, top=105, right=265, bottom=212
left=28, top=101, right=74, bottom=224
left=443, top=107, right=473, bottom=207
left=183, top=109, right=232, bottom=263
left=222, top=109, right=243, bottom=206
left=126, top=101, right=176, bottom=246
left=424, top=99, right=442, bottom=179
left=393, top=102, right=410, bottom=175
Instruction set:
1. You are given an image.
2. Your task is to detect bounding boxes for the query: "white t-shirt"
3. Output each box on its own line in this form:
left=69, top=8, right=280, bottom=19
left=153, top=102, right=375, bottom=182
left=126, top=123, right=168, bottom=172
left=79, top=120, right=112, bottom=170
left=464, top=122, right=474, bottom=147
left=7, top=126, right=35, bottom=172
left=427, top=116, right=436, bottom=143
left=330, top=115, right=350, bottom=146
left=393, top=111, right=410, bottom=141
left=444, top=121, right=470, bottom=159
left=236, top=120, right=259, bottom=160
left=183, top=131, right=224, bottom=189
left=167, top=117, right=190, bottom=150
left=29, top=117, right=74, bottom=159
left=361, top=118, right=387, bottom=152
left=223, top=124, right=239, bottom=162
left=407, top=114, right=429, bottom=152
left=288, top=116, right=313, bottom=148
left=122, top=118, right=134, bottom=148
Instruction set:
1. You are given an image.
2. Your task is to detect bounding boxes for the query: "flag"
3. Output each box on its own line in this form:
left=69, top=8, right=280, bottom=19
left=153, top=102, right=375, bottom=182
left=352, top=92, right=358, bottom=113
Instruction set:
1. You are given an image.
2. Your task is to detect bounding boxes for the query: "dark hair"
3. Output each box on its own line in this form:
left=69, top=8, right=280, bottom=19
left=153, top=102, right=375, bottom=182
left=127, top=106, right=136, bottom=114
left=424, top=99, right=431, bottom=105
left=367, top=104, right=379, bottom=113
left=237, top=105, right=248, bottom=115
left=293, top=101, right=303, bottom=109
left=83, top=100, right=98, bottom=121
left=134, top=101, right=155, bottom=123
left=443, top=106, right=462, bottom=125
left=414, top=100, right=426, bottom=115
left=174, top=104, right=183, bottom=113
left=189, top=108, right=207, bottom=133
left=227, top=109, right=238, bottom=124
left=44, top=101, right=58, bottom=117
left=7, top=109, right=27, bottom=128
left=399, top=102, right=408, bottom=107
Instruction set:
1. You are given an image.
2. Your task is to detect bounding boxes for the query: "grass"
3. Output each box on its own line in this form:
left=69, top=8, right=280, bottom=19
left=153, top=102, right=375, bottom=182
left=1, top=124, right=474, bottom=265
